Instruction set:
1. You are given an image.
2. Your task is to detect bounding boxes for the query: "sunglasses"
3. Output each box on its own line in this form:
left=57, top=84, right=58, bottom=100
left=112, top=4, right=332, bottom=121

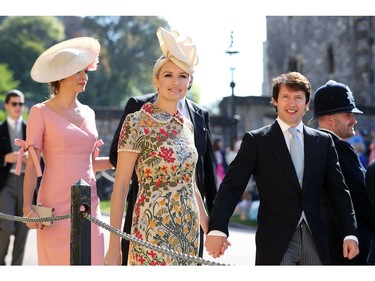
left=10, top=102, right=24, bottom=107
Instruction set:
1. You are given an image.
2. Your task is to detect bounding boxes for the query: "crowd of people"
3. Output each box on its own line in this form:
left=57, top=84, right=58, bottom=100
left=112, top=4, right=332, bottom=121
left=1, top=26, right=375, bottom=266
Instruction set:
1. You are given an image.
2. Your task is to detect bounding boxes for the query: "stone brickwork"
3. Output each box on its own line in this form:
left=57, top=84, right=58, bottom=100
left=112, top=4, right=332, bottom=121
left=213, top=16, right=375, bottom=149
left=93, top=107, right=124, bottom=158
left=265, top=16, right=375, bottom=107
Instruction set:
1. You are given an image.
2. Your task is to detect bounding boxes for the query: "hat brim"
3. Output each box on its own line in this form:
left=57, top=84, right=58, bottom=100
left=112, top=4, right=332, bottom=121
left=310, top=107, right=363, bottom=122
left=31, top=37, right=100, bottom=83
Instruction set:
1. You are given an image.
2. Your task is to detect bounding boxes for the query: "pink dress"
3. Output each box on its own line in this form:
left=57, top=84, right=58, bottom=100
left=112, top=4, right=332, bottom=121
left=26, top=103, right=104, bottom=265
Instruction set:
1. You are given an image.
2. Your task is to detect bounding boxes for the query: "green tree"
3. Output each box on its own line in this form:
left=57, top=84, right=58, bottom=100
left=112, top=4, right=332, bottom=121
left=0, top=16, right=65, bottom=102
left=187, top=84, right=201, bottom=104
left=0, top=64, right=20, bottom=98
left=78, top=16, right=169, bottom=106
left=0, top=16, right=202, bottom=108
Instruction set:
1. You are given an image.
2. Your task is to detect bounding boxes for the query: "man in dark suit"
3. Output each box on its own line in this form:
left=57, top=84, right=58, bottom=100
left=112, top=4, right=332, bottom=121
left=365, top=159, right=375, bottom=264
left=109, top=92, right=217, bottom=265
left=0, top=90, right=29, bottom=265
left=205, top=72, right=359, bottom=265
left=312, top=80, right=375, bottom=264
left=366, top=160, right=375, bottom=208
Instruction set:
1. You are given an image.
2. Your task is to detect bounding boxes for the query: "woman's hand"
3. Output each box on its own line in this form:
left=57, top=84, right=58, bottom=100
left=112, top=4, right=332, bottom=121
left=103, top=248, right=122, bottom=265
left=24, top=210, right=44, bottom=230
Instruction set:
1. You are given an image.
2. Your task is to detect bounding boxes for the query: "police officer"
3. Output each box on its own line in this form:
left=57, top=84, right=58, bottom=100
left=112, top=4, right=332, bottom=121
left=311, top=80, right=375, bottom=264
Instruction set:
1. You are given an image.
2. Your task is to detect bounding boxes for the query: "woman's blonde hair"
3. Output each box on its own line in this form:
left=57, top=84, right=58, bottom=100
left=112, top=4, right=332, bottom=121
left=152, top=55, right=193, bottom=91
left=153, top=55, right=168, bottom=79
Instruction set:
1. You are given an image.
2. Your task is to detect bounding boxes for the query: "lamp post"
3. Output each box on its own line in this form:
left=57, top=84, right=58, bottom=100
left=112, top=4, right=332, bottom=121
left=225, top=31, right=240, bottom=147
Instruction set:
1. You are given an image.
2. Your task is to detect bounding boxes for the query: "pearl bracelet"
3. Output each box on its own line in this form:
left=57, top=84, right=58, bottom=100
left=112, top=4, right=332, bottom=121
left=25, top=210, right=33, bottom=218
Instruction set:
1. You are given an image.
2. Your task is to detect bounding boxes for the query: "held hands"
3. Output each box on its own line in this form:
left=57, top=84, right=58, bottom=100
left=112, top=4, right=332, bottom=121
left=205, top=235, right=231, bottom=258
left=343, top=239, right=360, bottom=260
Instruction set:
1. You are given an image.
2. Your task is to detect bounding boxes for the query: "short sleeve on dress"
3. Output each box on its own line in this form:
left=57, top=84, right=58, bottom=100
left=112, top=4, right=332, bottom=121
left=117, top=111, right=142, bottom=153
left=26, top=104, right=45, bottom=150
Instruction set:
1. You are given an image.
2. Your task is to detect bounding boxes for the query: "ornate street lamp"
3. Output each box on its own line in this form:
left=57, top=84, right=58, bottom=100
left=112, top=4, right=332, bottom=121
left=225, top=31, right=240, bottom=146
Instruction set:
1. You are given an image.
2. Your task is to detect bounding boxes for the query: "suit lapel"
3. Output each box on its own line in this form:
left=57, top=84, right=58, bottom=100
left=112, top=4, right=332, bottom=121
left=0, top=121, right=12, bottom=153
left=185, top=100, right=205, bottom=155
left=302, top=126, right=320, bottom=191
left=267, top=121, right=302, bottom=191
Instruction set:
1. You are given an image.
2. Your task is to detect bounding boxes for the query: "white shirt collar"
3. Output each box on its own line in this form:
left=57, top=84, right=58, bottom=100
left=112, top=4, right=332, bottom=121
left=277, top=117, right=303, bottom=134
left=178, top=97, right=190, bottom=119
left=178, top=97, right=186, bottom=109
left=7, top=116, right=22, bottom=130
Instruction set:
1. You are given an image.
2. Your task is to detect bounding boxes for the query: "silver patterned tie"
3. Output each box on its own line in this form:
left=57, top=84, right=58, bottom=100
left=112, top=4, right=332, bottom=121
left=288, top=127, right=304, bottom=185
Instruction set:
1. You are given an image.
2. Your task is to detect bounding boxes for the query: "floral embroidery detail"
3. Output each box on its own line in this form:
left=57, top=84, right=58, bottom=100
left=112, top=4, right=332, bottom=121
left=121, top=102, right=199, bottom=265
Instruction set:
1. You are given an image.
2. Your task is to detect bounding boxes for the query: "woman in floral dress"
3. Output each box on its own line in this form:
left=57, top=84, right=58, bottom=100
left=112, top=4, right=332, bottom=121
left=104, top=27, right=209, bottom=265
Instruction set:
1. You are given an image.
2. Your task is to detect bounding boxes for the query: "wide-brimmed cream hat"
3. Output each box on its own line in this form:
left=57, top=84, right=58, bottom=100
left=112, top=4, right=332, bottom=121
left=156, top=27, right=198, bottom=75
left=31, top=37, right=100, bottom=83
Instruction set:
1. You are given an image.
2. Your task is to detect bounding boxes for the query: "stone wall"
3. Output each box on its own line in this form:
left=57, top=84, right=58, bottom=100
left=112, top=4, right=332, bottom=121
left=93, top=106, right=124, bottom=158
left=265, top=16, right=375, bottom=107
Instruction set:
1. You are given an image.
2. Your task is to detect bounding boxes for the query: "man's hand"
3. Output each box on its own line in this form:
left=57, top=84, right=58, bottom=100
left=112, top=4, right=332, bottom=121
left=205, top=235, right=231, bottom=258
left=343, top=239, right=359, bottom=260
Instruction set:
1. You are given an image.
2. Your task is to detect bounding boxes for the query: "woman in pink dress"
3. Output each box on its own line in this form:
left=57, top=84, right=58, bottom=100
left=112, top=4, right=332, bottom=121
left=17, top=37, right=113, bottom=265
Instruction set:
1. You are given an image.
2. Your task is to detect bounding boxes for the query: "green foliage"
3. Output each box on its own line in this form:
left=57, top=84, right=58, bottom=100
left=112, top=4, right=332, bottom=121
left=0, top=16, right=65, bottom=103
left=0, top=16, right=203, bottom=108
left=0, top=63, right=20, bottom=97
left=187, top=84, right=201, bottom=104
left=0, top=108, right=29, bottom=123
left=100, top=200, right=111, bottom=214
left=229, top=215, right=258, bottom=227
left=0, top=109, right=6, bottom=122
left=78, top=16, right=169, bottom=106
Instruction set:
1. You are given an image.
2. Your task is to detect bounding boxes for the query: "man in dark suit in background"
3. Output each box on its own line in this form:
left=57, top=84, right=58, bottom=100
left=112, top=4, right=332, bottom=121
left=365, top=158, right=375, bottom=264
left=109, top=92, right=217, bottom=265
left=312, top=80, right=375, bottom=264
left=205, top=72, right=359, bottom=265
left=0, top=90, right=29, bottom=265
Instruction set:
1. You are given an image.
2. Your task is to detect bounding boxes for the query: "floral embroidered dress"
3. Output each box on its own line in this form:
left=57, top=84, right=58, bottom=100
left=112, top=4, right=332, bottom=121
left=118, top=102, right=200, bottom=265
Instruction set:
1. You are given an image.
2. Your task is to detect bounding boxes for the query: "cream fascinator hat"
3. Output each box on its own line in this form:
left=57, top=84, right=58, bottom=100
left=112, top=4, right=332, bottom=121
left=31, top=37, right=100, bottom=83
left=156, top=27, right=199, bottom=75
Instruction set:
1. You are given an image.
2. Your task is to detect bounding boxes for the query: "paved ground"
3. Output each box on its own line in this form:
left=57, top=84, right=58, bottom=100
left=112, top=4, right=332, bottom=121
left=4, top=218, right=364, bottom=279
left=5, top=214, right=256, bottom=266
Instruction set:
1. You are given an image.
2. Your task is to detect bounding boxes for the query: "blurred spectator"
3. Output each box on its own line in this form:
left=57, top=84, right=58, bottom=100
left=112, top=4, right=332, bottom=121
left=213, top=138, right=228, bottom=188
left=226, top=137, right=242, bottom=164
left=368, top=129, right=375, bottom=164
left=347, top=129, right=367, bottom=152
left=352, top=142, right=369, bottom=169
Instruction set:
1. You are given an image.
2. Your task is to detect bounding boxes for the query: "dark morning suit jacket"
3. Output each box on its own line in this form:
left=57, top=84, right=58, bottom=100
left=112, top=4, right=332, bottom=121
left=208, top=121, right=357, bottom=265
left=322, top=131, right=375, bottom=264
left=365, top=160, right=375, bottom=264
left=0, top=120, right=26, bottom=192
left=366, top=160, right=375, bottom=208
left=109, top=93, right=218, bottom=264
